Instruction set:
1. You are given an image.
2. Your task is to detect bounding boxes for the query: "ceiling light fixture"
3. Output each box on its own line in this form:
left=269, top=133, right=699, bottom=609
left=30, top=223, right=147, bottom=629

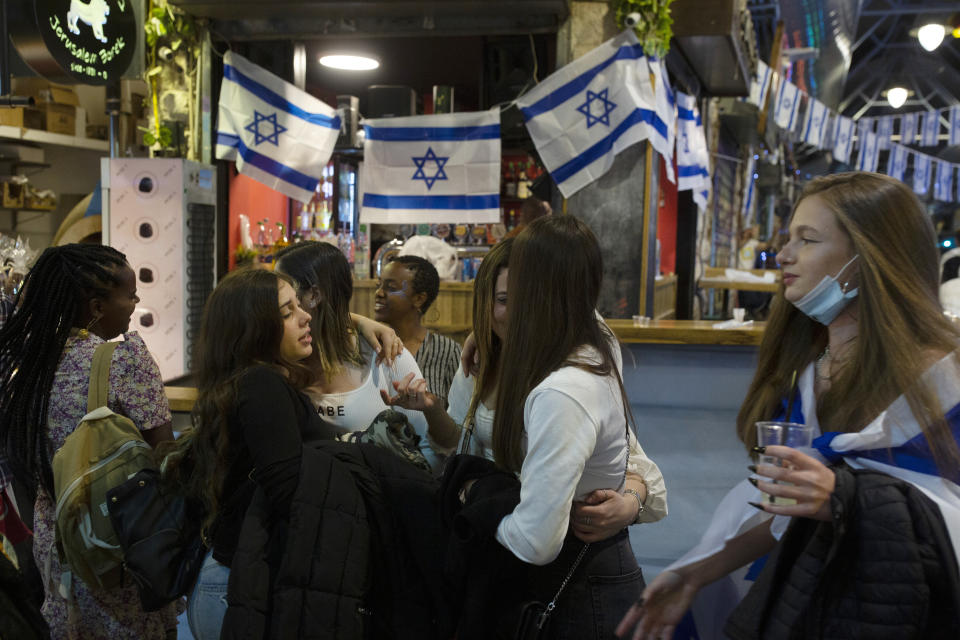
left=917, top=23, right=946, bottom=51
left=886, top=86, right=908, bottom=109
left=319, top=54, right=379, bottom=71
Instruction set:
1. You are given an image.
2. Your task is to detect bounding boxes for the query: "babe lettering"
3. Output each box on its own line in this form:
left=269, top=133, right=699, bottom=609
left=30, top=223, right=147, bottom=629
left=318, top=405, right=345, bottom=417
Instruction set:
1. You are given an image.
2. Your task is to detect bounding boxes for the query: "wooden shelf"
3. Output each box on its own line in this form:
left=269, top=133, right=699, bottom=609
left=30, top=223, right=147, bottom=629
left=0, top=125, right=109, bottom=152
left=606, top=319, right=766, bottom=346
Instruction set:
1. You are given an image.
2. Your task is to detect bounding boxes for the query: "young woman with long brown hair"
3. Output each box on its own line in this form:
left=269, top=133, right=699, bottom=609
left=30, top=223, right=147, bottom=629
left=619, top=172, right=960, bottom=639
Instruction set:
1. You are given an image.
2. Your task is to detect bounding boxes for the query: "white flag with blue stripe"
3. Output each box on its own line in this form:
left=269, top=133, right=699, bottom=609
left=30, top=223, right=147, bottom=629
left=515, top=30, right=657, bottom=198
left=676, top=93, right=709, bottom=192
left=748, top=60, right=774, bottom=108
left=914, top=153, right=931, bottom=195
left=742, top=155, right=757, bottom=225
left=876, top=115, right=893, bottom=150
left=886, top=143, right=908, bottom=182
left=359, top=109, right=501, bottom=224
left=773, top=81, right=801, bottom=132
left=800, top=97, right=828, bottom=147
left=935, top=161, right=954, bottom=202
left=901, top=112, right=917, bottom=145
left=216, top=51, right=340, bottom=203
left=855, top=131, right=879, bottom=173
left=648, top=56, right=677, bottom=183
left=921, top=109, right=940, bottom=147
left=950, top=106, right=960, bottom=147
left=856, top=117, right=873, bottom=149
left=833, top=116, right=854, bottom=164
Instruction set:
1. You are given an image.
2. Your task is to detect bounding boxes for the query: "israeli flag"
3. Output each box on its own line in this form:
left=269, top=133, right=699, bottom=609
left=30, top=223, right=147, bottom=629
left=359, top=109, right=500, bottom=224
left=886, top=143, right=908, bottom=182
left=855, top=131, right=879, bottom=173
left=914, top=153, right=931, bottom=195
left=748, top=60, right=774, bottom=108
left=921, top=109, right=940, bottom=147
left=935, top=161, right=954, bottom=202
left=856, top=117, right=873, bottom=149
left=743, top=155, right=757, bottom=225
left=676, top=93, right=709, bottom=191
left=800, top=98, right=828, bottom=147
left=516, top=30, right=657, bottom=198
left=950, top=106, right=960, bottom=147
left=648, top=56, right=677, bottom=183
left=216, top=51, right=340, bottom=203
left=773, top=81, right=801, bottom=132
left=901, top=112, right=917, bottom=145
left=876, top=115, right=893, bottom=150
left=833, top=116, right=855, bottom=164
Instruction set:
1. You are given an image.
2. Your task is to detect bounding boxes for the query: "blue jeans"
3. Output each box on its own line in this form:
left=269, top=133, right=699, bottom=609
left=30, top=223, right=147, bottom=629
left=187, top=551, right=230, bottom=640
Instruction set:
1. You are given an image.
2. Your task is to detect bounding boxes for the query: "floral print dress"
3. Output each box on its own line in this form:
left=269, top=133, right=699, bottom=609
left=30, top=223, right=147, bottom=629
left=33, top=332, right=179, bottom=640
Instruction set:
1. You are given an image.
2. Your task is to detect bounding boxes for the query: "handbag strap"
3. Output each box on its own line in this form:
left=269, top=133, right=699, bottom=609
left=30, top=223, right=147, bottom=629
left=87, top=342, right=120, bottom=413
left=542, top=541, right=590, bottom=620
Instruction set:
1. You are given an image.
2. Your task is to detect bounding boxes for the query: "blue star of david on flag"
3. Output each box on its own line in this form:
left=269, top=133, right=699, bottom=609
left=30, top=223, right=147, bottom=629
left=245, top=110, right=287, bottom=146
left=411, top=147, right=449, bottom=190
left=576, top=88, right=617, bottom=128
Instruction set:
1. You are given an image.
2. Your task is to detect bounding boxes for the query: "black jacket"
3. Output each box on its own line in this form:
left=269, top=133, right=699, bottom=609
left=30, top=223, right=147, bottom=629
left=725, top=466, right=960, bottom=640
left=221, top=441, right=453, bottom=640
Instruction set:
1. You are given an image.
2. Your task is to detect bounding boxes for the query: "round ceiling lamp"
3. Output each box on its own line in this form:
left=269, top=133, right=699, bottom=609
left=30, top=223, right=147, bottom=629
left=886, top=86, right=908, bottom=109
left=318, top=54, right=380, bottom=71
left=917, top=23, right=946, bottom=51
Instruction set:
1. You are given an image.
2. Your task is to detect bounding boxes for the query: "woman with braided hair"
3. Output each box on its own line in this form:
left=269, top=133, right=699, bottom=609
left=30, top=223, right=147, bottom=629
left=0, top=244, right=178, bottom=639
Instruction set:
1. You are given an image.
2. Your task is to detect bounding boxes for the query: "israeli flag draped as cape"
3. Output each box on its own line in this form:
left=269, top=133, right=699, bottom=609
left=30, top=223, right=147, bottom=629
left=359, top=109, right=501, bottom=224
left=515, top=30, right=657, bottom=198
left=216, top=51, right=340, bottom=203
left=676, top=92, right=710, bottom=210
left=671, top=356, right=960, bottom=639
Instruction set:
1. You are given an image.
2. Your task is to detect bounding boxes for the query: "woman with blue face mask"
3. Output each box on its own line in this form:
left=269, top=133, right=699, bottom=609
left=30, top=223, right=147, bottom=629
left=618, top=172, right=960, bottom=639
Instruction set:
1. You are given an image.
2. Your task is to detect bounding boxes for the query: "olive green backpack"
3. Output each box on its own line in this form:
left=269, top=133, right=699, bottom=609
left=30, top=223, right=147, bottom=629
left=51, top=342, right=156, bottom=590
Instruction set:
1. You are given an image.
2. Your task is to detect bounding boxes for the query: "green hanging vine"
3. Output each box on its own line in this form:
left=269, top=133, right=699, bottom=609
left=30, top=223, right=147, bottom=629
left=611, top=0, right=675, bottom=58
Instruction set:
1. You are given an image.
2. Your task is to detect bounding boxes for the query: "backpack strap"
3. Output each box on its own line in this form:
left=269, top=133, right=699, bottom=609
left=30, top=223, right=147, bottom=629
left=87, top=342, right=120, bottom=413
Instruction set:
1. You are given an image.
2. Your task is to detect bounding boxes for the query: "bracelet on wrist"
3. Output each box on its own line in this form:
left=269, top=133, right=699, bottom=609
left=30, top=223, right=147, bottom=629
left=624, top=488, right=645, bottom=524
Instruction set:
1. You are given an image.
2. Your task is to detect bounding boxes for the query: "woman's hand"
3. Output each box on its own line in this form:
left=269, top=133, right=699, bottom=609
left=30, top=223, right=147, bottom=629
left=351, top=313, right=403, bottom=365
left=460, top=332, right=479, bottom=377
left=379, top=372, right=437, bottom=412
left=751, top=444, right=835, bottom=521
left=616, top=570, right=699, bottom=640
left=571, top=489, right=638, bottom=542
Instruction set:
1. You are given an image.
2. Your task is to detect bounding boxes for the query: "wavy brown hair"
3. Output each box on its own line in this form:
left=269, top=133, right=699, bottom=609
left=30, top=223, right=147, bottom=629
left=737, top=172, right=960, bottom=472
left=161, top=268, right=310, bottom=537
left=492, top=216, right=621, bottom=473
left=461, top=238, right=512, bottom=441
left=275, top=241, right=363, bottom=383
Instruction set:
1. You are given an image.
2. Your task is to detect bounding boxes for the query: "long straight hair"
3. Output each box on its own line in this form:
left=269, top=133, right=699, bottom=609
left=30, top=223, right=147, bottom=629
left=462, top=239, right=512, bottom=436
left=275, top=241, right=363, bottom=383
left=161, top=268, right=308, bottom=536
left=0, top=244, right=128, bottom=497
left=492, top=216, right=620, bottom=473
left=737, top=172, right=960, bottom=472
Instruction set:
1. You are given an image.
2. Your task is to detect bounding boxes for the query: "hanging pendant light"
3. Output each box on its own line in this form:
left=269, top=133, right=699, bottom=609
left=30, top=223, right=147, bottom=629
left=918, top=24, right=946, bottom=51
left=886, top=87, right=908, bottom=109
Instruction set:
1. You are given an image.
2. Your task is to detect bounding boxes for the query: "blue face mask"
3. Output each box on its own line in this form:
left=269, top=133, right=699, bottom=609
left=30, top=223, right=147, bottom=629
left=791, top=255, right=859, bottom=325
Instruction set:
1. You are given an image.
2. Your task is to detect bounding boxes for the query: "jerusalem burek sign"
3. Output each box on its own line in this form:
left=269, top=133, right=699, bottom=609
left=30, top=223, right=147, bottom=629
left=18, top=0, right=137, bottom=84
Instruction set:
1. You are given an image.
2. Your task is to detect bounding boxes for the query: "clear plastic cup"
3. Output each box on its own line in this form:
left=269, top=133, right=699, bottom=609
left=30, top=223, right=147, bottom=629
left=755, top=421, right=814, bottom=505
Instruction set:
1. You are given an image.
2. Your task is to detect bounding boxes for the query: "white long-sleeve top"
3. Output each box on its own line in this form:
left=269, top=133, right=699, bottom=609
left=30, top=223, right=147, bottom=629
left=493, top=346, right=648, bottom=565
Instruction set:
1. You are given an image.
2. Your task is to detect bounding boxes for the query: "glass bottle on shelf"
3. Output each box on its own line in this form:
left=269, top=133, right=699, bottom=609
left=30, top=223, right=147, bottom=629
left=517, top=163, right=530, bottom=199
left=275, top=222, right=289, bottom=249
left=505, top=162, right=517, bottom=197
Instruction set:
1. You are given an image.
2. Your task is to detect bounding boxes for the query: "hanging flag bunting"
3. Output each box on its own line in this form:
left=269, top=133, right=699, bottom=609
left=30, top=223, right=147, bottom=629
left=876, top=116, right=893, bottom=150
left=886, top=143, right=908, bottom=182
left=647, top=56, right=677, bottom=183
left=801, top=97, right=829, bottom=147
left=676, top=92, right=710, bottom=211
left=742, top=154, right=757, bottom=225
left=215, top=51, right=341, bottom=203
left=949, top=106, right=960, bottom=147
left=856, top=118, right=873, bottom=149
left=748, top=60, right=774, bottom=108
left=935, top=160, right=954, bottom=202
left=773, top=80, right=801, bottom=132
left=359, top=109, right=501, bottom=223
left=515, top=30, right=657, bottom=198
left=914, top=153, right=931, bottom=195
left=901, top=112, right=917, bottom=146
left=921, top=109, right=940, bottom=147
left=833, top=116, right=855, bottom=165
left=856, top=131, right=880, bottom=173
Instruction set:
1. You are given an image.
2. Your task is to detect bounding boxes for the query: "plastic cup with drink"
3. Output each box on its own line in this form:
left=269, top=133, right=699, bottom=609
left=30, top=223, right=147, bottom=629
left=754, top=421, right=815, bottom=505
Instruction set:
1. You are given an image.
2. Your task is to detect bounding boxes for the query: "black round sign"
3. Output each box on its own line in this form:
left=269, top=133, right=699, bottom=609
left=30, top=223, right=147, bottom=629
left=11, top=0, right=137, bottom=85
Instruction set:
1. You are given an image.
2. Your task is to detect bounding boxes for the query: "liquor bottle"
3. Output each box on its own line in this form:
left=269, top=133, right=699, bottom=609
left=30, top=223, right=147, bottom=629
left=505, top=162, right=517, bottom=197
left=275, top=222, right=289, bottom=249
left=517, top=163, right=530, bottom=199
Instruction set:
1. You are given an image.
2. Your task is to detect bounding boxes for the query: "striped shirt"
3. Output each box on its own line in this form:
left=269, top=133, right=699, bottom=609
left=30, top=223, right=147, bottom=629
left=414, top=331, right=461, bottom=409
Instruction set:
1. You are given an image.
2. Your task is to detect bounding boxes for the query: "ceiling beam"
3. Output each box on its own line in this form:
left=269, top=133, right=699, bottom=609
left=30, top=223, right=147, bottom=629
left=860, top=4, right=958, bottom=17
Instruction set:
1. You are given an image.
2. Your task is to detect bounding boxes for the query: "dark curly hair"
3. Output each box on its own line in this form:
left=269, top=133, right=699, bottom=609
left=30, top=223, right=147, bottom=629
left=389, top=255, right=440, bottom=314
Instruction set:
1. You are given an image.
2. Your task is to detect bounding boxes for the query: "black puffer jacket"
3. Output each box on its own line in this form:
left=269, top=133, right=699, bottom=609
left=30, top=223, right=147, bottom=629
left=725, top=466, right=960, bottom=640
left=221, top=441, right=452, bottom=640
